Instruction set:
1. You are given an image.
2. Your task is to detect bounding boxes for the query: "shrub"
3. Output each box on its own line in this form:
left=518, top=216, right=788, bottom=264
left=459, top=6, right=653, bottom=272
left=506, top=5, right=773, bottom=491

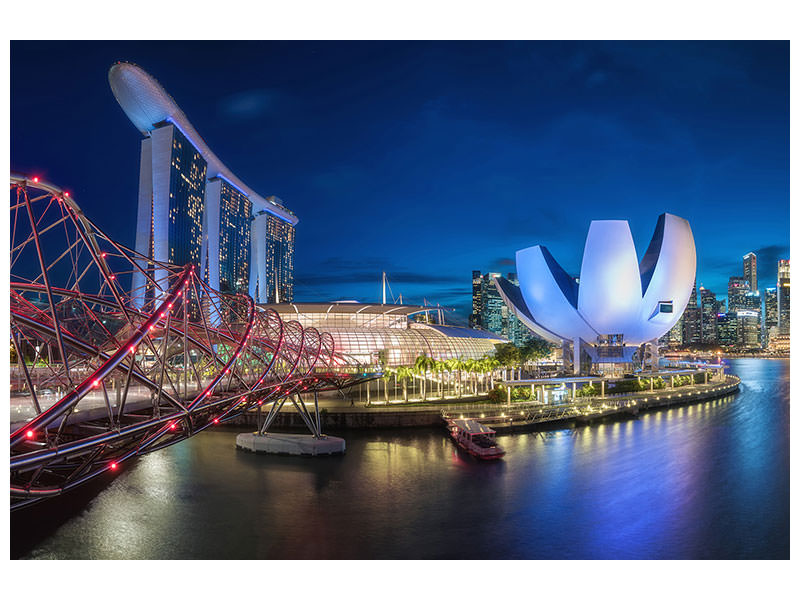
left=487, top=387, right=506, bottom=403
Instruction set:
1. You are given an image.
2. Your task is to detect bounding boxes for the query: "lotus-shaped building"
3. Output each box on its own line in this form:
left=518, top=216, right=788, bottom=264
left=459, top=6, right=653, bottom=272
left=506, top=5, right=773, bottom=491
left=495, top=213, right=696, bottom=374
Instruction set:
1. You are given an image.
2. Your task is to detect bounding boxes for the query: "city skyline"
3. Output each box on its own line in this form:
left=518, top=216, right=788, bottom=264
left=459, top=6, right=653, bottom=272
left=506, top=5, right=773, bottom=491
left=10, top=41, right=789, bottom=322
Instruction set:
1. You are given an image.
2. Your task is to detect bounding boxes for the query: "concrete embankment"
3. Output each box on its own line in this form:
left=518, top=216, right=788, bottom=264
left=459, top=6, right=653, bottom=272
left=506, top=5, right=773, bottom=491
left=229, top=375, right=740, bottom=432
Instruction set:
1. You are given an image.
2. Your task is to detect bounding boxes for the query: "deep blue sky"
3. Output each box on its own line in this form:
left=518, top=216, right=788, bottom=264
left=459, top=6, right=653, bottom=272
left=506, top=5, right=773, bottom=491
left=11, top=41, right=789, bottom=324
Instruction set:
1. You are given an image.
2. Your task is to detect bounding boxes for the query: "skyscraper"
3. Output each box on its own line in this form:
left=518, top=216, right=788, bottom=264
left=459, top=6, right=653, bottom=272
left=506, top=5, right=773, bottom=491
left=743, top=252, right=757, bottom=292
left=699, top=287, right=718, bottom=343
left=109, top=62, right=298, bottom=307
left=251, top=204, right=296, bottom=302
left=778, top=259, right=790, bottom=334
left=765, top=287, right=778, bottom=342
left=469, top=270, right=482, bottom=329
left=716, top=312, right=738, bottom=348
left=737, top=310, right=761, bottom=349
left=132, top=122, right=207, bottom=305
left=471, top=271, right=533, bottom=346
left=727, top=276, right=749, bottom=312
left=683, top=278, right=701, bottom=344
left=202, top=177, right=252, bottom=295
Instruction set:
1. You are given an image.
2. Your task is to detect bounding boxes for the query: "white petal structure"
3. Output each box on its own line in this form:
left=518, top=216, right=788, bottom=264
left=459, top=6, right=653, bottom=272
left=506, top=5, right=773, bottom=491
left=496, top=213, right=696, bottom=352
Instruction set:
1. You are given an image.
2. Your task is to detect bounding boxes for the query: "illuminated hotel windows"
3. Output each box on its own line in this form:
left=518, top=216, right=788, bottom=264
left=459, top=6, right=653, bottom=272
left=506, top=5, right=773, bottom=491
left=218, top=180, right=251, bottom=294
left=264, top=206, right=295, bottom=302
left=166, top=126, right=206, bottom=268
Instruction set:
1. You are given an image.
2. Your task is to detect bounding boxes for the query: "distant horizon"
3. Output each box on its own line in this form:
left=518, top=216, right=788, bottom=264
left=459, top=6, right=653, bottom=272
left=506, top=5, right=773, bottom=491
left=11, top=41, right=789, bottom=323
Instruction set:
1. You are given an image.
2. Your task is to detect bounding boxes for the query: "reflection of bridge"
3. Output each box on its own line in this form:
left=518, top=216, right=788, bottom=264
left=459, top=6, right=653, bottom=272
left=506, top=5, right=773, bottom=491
left=10, top=174, right=374, bottom=510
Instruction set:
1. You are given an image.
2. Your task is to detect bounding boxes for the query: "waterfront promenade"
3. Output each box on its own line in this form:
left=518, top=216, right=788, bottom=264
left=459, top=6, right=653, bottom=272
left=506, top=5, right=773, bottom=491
left=230, top=374, right=740, bottom=431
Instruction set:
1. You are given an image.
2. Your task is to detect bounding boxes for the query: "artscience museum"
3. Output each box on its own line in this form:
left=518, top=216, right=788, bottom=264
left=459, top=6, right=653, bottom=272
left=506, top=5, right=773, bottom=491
left=496, top=213, right=696, bottom=376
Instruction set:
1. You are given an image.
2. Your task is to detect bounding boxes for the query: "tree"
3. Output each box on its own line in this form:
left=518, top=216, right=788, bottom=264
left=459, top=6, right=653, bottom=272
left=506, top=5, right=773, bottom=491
left=396, top=366, right=414, bottom=402
left=520, top=337, right=553, bottom=364
left=413, top=354, right=435, bottom=401
left=381, top=368, right=393, bottom=403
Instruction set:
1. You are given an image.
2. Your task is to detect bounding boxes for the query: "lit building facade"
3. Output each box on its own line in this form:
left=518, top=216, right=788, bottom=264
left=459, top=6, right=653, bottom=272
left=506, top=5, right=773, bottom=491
left=471, top=271, right=534, bottom=346
left=202, top=178, right=252, bottom=294
left=743, top=252, right=757, bottom=292
left=778, top=259, right=790, bottom=334
left=683, top=278, right=701, bottom=345
left=728, top=276, right=749, bottom=312
left=130, top=122, right=207, bottom=304
left=699, top=287, right=718, bottom=343
left=109, top=62, right=297, bottom=306
left=469, top=270, right=482, bottom=329
left=737, top=310, right=761, bottom=349
left=716, top=312, right=738, bottom=348
left=252, top=206, right=295, bottom=302
left=496, top=213, right=696, bottom=374
left=765, top=287, right=778, bottom=342
left=261, top=302, right=506, bottom=367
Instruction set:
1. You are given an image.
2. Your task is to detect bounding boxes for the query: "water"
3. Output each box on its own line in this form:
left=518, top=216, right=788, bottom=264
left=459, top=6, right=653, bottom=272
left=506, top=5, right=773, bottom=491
left=12, top=359, right=789, bottom=559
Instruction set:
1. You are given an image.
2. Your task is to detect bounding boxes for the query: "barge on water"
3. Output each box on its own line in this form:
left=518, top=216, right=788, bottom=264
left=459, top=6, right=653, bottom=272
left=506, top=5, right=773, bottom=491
left=447, top=418, right=505, bottom=460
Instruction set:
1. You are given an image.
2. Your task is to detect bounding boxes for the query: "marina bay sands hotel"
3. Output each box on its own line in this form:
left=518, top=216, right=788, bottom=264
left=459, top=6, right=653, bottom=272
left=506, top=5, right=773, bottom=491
left=108, top=62, right=296, bottom=305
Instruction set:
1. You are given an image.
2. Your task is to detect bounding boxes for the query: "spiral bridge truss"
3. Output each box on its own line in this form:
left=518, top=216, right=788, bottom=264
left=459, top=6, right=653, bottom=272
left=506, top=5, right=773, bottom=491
left=10, top=174, right=373, bottom=510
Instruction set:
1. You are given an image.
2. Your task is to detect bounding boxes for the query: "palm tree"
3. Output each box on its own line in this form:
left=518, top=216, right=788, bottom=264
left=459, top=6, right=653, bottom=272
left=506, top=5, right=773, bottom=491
left=413, top=354, right=434, bottom=401
left=381, top=368, right=394, bottom=403
left=396, top=366, right=413, bottom=402
left=444, top=357, right=459, bottom=398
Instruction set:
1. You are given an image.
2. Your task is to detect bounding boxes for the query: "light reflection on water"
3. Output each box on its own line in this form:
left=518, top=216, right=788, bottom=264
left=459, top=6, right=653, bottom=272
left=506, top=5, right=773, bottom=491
left=14, top=359, right=788, bottom=559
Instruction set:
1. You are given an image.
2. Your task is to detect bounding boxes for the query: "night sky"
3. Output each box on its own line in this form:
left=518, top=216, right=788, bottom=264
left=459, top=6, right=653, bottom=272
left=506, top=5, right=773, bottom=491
left=11, top=41, right=789, bottom=324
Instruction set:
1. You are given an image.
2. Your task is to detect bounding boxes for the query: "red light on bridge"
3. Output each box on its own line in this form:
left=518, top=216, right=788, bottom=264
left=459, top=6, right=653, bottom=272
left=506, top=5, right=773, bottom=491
left=92, top=379, right=100, bottom=387
left=258, top=400, right=263, bottom=406
left=101, top=252, right=107, bottom=258
left=110, top=462, right=118, bottom=470
left=213, top=418, right=219, bottom=425
left=64, top=192, right=70, bottom=197
left=129, top=345, right=137, bottom=354
left=109, top=275, right=116, bottom=281
left=32, top=176, right=39, bottom=183
left=170, top=422, right=176, bottom=430
left=26, top=430, right=34, bottom=439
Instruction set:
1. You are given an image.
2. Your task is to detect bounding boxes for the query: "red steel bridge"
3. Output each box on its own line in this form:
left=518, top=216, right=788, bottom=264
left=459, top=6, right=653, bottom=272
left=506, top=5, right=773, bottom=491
left=10, top=174, right=374, bottom=510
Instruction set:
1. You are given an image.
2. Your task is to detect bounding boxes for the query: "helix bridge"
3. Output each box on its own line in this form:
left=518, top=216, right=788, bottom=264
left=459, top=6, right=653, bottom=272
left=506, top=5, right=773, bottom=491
left=10, top=174, right=373, bottom=510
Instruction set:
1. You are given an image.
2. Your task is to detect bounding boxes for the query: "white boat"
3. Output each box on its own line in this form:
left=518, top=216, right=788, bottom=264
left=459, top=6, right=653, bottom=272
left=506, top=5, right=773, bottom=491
left=448, top=419, right=505, bottom=460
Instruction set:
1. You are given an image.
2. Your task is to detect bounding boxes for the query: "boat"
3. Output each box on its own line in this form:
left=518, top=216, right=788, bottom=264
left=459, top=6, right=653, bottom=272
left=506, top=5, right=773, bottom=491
left=448, top=419, right=505, bottom=460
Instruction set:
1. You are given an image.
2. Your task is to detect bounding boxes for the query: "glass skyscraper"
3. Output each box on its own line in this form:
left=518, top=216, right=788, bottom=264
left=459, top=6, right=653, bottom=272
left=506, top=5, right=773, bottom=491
left=743, top=252, right=757, bottom=292
left=470, top=271, right=534, bottom=346
left=699, top=287, right=718, bottom=343
left=778, top=259, right=790, bottom=334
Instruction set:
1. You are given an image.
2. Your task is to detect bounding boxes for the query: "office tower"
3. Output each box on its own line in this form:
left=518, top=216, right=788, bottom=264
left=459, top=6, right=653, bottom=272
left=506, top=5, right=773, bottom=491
left=727, top=276, right=749, bottom=312
left=699, top=287, right=718, bottom=343
left=481, top=272, right=505, bottom=336
left=683, top=278, right=701, bottom=344
left=469, top=270, right=483, bottom=329
left=504, top=273, right=534, bottom=346
left=737, top=310, right=761, bottom=349
left=661, top=313, right=684, bottom=348
left=716, top=313, right=738, bottom=348
left=765, top=287, right=778, bottom=342
left=743, top=252, right=757, bottom=292
left=778, top=259, right=790, bottom=334
left=472, top=271, right=532, bottom=346
left=202, top=178, right=252, bottom=294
